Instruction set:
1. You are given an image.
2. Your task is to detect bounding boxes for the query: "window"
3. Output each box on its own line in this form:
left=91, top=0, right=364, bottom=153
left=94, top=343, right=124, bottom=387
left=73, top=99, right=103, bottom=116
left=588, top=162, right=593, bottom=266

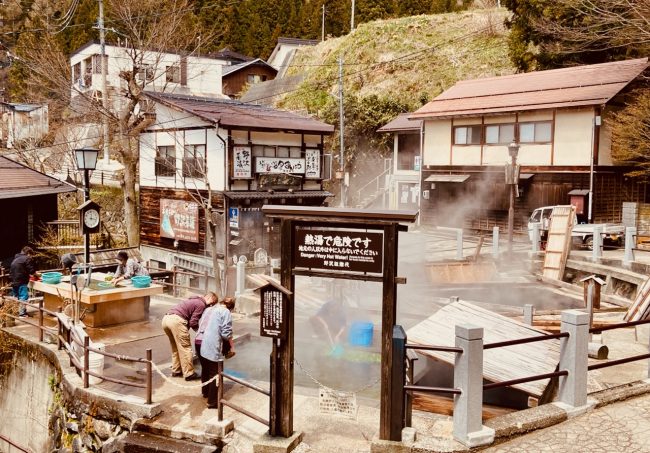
left=397, top=133, right=420, bottom=170
left=485, top=124, right=515, bottom=145
left=73, top=63, right=81, bottom=83
left=453, top=126, right=481, bottom=145
left=155, top=145, right=176, bottom=177
left=137, top=65, right=155, bottom=82
left=183, top=144, right=206, bottom=178
left=519, top=121, right=552, bottom=143
left=166, top=65, right=181, bottom=83
left=247, top=74, right=263, bottom=84
left=92, top=54, right=107, bottom=75
left=83, top=57, right=92, bottom=87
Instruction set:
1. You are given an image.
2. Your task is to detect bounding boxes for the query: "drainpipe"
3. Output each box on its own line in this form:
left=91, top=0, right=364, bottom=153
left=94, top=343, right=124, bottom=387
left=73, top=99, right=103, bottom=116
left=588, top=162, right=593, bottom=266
left=215, top=122, right=229, bottom=295
left=417, top=120, right=424, bottom=226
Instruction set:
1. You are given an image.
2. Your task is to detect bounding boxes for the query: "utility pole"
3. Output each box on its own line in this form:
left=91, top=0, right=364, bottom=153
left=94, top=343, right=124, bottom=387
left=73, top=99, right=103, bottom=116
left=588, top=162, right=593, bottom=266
left=338, top=56, right=346, bottom=208
left=98, top=0, right=110, bottom=164
left=351, top=0, right=355, bottom=31
left=321, top=5, right=325, bottom=42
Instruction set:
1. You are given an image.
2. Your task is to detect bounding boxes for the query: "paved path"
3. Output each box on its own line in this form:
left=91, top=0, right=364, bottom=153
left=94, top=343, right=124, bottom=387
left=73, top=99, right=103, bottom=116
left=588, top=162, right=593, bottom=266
left=483, top=394, right=650, bottom=453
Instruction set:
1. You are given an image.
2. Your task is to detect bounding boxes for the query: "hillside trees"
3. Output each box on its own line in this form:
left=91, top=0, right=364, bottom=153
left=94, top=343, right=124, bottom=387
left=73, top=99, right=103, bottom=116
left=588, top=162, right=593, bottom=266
left=610, top=90, right=650, bottom=179
left=504, top=0, right=650, bottom=71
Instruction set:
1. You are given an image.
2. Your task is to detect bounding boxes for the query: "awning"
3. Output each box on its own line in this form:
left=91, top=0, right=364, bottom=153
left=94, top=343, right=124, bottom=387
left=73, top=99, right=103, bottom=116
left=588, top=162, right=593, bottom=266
left=424, top=174, right=470, bottom=183
left=568, top=189, right=590, bottom=196
left=519, top=173, right=535, bottom=180
left=224, top=190, right=332, bottom=200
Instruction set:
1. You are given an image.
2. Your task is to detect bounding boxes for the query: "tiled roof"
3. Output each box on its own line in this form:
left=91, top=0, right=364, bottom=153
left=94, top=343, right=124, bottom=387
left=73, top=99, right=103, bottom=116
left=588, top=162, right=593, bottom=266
left=224, top=190, right=332, bottom=200
left=0, top=156, right=77, bottom=199
left=377, top=113, right=422, bottom=132
left=222, top=58, right=278, bottom=77
left=277, top=37, right=320, bottom=46
left=146, top=92, right=334, bottom=134
left=411, top=58, right=648, bottom=119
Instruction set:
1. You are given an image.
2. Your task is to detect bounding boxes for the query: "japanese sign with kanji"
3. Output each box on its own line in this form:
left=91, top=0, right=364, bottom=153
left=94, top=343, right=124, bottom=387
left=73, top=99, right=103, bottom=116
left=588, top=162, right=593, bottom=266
left=305, top=149, right=321, bottom=178
left=255, top=157, right=305, bottom=174
left=233, top=145, right=252, bottom=178
left=160, top=199, right=199, bottom=243
left=260, top=286, right=287, bottom=338
left=294, top=227, right=384, bottom=274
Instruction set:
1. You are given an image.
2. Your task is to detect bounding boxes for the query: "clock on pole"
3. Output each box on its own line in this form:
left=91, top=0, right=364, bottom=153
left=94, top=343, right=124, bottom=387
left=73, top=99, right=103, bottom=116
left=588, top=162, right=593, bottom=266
left=77, top=200, right=101, bottom=234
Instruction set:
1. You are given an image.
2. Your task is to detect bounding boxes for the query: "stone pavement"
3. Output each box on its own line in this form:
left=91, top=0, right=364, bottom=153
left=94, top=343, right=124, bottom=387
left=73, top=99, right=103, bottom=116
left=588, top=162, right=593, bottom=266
left=482, top=393, right=650, bottom=453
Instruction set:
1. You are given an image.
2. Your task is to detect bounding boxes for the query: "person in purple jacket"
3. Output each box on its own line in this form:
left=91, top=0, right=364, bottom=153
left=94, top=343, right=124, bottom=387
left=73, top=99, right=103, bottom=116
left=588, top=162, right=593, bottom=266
left=162, top=292, right=217, bottom=380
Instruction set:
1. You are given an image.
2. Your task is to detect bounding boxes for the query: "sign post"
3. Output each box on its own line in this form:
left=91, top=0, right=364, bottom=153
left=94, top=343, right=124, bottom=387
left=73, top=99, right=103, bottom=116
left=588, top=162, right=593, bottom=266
left=262, top=205, right=418, bottom=441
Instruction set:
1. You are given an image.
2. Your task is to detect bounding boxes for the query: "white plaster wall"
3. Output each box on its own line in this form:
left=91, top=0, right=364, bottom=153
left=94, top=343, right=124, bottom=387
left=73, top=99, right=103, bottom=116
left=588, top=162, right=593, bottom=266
left=599, top=111, right=614, bottom=165
left=482, top=145, right=510, bottom=166
left=423, top=119, right=451, bottom=165
left=452, top=146, right=481, bottom=165
left=0, top=352, right=54, bottom=453
left=518, top=144, right=552, bottom=165
left=554, top=108, right=594, bottom=166
left=519, top=110, right=553, bottom=122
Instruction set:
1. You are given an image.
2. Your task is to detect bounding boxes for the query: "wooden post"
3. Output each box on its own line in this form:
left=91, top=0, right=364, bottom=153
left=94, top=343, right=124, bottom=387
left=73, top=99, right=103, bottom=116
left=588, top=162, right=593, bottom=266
left=269, top=343, right=278, bottom=436
left=83, top=335, right=90, bottom=388
left=218, top=360, right=224, bottom=421
left=38, top=299, right=44, bottom=343
left=146, top=349, right=152, bottom=404
left=380, top=223, right=399, bottom=440
left=172, top=265, right=177, bottom=297
left=276, top=218, right=295, bottom=437
left=390, top=325, right=406, bottom=440
left=204, top=270, right=209, bottom=292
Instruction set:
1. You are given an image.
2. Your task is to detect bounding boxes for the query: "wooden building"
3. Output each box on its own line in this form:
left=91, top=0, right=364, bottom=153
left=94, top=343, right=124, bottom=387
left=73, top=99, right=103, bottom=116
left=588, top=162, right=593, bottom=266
left=222, top=59, right=278, bottom=98
left=138, top=92, right=334, bottom=282
left=409, top=58, right=649, bottom=231
left=0, top=157, right=76, bottom=267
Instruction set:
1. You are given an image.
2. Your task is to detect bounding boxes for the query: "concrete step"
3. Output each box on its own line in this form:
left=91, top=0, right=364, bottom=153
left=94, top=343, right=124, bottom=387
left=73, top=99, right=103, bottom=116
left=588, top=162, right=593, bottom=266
left=118, top=431, right=221, bottom=452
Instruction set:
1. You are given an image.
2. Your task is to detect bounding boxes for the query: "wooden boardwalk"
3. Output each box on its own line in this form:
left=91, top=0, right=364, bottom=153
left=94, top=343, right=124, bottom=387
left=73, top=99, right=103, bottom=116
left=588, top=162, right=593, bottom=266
left=407, top=300, right=560, bottom=398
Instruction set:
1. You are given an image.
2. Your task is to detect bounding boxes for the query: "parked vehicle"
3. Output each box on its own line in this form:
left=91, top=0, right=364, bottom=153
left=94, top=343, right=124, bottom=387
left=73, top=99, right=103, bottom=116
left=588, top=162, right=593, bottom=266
left=527, top=206, right=625, bottom=250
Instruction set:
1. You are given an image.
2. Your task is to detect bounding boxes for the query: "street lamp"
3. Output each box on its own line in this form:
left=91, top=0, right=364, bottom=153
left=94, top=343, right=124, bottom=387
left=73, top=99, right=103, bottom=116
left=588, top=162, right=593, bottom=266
left=75, top=147, right=99, bottom=263
left=507, top=141, right=520, bottom=255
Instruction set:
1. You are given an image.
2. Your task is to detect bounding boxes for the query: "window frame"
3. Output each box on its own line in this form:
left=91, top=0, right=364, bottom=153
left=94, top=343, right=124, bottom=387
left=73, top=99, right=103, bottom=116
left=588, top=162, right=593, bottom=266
left=182, top=144, right=206, bottom=178
left=519, top=121, right=552, bottom=144
left=155, top=145, right=176, bottom=177
left=484, top=123, right=516, bottom=145
left=165, top=65, right=181, bottom=83
left=453, top=125, right=482, bottom=146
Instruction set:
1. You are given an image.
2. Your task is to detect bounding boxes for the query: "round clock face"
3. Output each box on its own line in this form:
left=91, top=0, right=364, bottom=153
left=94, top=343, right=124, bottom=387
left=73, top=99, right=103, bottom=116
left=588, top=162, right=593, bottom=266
left=84, top=209, right=100, bottom=228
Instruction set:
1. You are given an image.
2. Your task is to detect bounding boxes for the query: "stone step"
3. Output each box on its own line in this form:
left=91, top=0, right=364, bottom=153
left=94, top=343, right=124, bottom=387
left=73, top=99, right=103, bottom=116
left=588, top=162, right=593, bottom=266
left=118, top=431, right=221, bottom=452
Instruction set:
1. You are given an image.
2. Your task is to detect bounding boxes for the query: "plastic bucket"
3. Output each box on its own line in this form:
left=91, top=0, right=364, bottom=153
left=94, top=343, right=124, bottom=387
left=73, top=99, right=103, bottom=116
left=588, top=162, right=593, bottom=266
left=88, top=352, right=104, bottom=385
left=348, top=322, right=374, bottom=347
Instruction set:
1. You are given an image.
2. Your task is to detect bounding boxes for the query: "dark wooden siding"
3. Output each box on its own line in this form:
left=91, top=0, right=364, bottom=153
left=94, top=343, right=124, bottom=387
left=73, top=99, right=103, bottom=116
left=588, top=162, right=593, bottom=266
left=140, top=187, right=224, bottom=256
left=222, top=66, right=278, bottom=98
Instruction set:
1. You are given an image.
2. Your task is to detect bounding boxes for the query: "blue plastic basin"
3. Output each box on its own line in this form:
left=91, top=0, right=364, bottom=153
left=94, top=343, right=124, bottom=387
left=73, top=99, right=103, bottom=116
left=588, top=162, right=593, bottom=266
left=348, top=321, right=374, bottom=347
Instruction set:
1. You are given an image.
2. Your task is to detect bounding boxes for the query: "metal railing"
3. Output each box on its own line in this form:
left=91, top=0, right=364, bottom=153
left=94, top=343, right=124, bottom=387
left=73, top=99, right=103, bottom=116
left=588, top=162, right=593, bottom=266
left=587, top=319, right=650, bottom=372
left=1, top=294, right=153, bottom=404
left=354, top=164, right=392, bottom=209
left=145, top=264, right=209, bottom=297
left=217, top=361, right=270, bottom=428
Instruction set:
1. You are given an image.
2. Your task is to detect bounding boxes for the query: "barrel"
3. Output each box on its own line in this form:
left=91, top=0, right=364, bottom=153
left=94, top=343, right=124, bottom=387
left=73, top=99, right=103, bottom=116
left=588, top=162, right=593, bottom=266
left=348, top=322, right=373, bottom=347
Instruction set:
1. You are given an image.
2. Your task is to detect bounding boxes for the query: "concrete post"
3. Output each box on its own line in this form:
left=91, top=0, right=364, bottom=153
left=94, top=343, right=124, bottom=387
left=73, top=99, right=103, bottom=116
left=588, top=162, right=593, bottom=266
left=523, top=304, right=534, bottom=325
left=235, top=260, right=246, bottom=297
left=531, top=223, right=540, bottom=253
left=492, top=226, right=499, bottom=259
left=456, top=229, right=464, bottom=261
left=592, top=225, right=603, bottom=261
left=453, top=324, right=494, bottom=447
left=624, top=227, right=636, bottom=266
left=558, top=310, right=590, bottom=408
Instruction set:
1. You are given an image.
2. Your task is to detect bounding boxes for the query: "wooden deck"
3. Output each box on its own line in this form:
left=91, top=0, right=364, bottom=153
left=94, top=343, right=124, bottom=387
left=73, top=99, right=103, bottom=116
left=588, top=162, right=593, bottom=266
left=406, top=300, right=560, bottom=398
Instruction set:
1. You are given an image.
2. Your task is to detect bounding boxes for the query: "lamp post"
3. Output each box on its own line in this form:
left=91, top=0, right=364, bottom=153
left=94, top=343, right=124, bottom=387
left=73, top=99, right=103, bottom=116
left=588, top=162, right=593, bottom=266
left=75, top=147, right=99, bottom=264
left=507, top=142, right=520, bottom=255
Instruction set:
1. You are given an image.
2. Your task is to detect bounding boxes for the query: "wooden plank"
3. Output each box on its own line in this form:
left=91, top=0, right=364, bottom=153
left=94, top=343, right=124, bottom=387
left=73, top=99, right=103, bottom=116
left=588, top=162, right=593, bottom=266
left=407, top=301, right=560, bottom=397
left=624, top=276, right=650, bottom=322
left=542, top=206, right=575, bottom=281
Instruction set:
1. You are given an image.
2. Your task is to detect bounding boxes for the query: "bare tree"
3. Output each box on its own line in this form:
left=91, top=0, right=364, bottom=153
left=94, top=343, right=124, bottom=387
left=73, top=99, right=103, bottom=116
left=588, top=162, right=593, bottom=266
left=13, top=0, right=214, bottom=246
left=534, top=0, right=650, bottom=56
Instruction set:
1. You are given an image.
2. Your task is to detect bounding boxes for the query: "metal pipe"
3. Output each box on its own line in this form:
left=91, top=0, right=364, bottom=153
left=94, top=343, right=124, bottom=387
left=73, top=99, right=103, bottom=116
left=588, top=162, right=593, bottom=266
left=404, top=384, right=461, bottom=395
left=84, top=168, right=90, bottom=265
left=483, top=370, right=568, bottom=390
left=146, top=348, right=153, bottom=404
left=222, top=371, right=271, bottom=396
left=338, top=56, right=345, bottom=207
left=221, top=399, right=269, bottom=427
left=483, top=332, right=569, bottom=349
left=588, top=353, right=650, bottom=371
left=405, top=344, right=463, bottom=354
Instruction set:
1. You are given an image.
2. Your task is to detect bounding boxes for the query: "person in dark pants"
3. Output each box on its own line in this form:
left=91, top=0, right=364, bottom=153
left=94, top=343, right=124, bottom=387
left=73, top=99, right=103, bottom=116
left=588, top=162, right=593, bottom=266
left=200, top=298, right=235, bottom=408
left=9, top=246, right=36, bottom=317
left=195, top=297, right=236, bottom=398
left=162, top=292, right=217, bottom=380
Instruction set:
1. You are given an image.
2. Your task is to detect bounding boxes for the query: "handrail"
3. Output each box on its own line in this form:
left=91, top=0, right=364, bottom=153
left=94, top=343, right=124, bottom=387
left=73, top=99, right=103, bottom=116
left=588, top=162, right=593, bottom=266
left=406, top=344, right=463, bottom=354
left=588, top=353, right=650, bottom=371
left=589, top=318, right=650, bottom=334
left=0, top=434, right=30, bottom=452
left=355, top=165, right=392, bottom=207
left=220, top=399, right=269, bottom=426
left=404, top=384, right=461, bottom=395
left=484, top=332, right=568, bottom=350
left=483, top=370, right=568, bottom=390
left=222, top=371, right=270, bottom=396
